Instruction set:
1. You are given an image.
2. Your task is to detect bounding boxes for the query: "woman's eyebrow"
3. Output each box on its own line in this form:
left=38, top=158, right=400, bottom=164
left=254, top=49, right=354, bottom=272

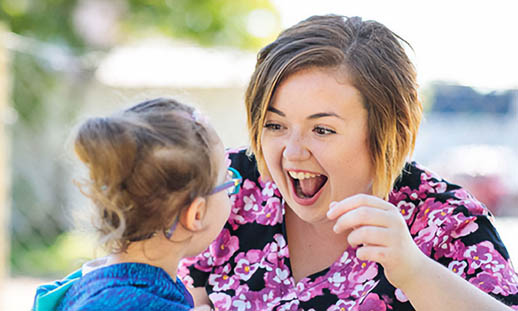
left=267, top=107, right=343, bottom=120
left=307, top=112, right=343, bottom=120
left=267, top=106, right=285, bottom=116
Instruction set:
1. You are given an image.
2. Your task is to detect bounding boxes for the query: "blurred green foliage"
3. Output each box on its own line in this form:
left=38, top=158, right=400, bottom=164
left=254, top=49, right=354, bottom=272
left=1, top=0, right=279, bottom=276
left=10, top=231, right=103, bottom=277
left=124, top=0, right=278, bottom=49
left=1, top=0, right=84, bottom=50
left=1, top=0, right=278, bottom=52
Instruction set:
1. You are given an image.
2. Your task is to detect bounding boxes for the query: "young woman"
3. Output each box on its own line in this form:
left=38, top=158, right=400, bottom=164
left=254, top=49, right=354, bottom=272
left=180, top=15, right=518, bottom=310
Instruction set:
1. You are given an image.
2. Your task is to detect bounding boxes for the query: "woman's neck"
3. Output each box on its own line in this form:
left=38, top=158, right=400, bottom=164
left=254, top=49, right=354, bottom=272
left=284, top=207, right=351, bottom=282
left=284, top=206, right=349, bottom=244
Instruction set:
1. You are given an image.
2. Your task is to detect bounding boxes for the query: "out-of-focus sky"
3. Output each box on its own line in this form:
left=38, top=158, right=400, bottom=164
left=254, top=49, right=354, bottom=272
left=271, top=0, right=518, bottom=90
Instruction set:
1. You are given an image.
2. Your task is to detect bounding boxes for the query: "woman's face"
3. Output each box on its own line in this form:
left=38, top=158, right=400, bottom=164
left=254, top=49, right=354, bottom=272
left=261, top=67, right=374, bottom=224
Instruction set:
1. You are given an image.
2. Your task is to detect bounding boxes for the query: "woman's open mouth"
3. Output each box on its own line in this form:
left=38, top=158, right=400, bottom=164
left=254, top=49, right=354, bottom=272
left=288, top=170, right=328, bottom=205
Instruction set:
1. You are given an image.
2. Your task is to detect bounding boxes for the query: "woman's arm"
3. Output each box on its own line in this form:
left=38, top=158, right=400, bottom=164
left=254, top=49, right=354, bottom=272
left=327, top=194, right=514, bottom=311
left=401, top=254, right=510, bottom=310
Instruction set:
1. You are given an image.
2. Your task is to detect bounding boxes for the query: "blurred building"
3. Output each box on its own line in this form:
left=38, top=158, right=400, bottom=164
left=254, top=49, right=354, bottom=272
left=91, top=38, right=254, bottom=148
left=431, top=83, right=517, bottom=115
left=415, top=84, right=518, bottom=216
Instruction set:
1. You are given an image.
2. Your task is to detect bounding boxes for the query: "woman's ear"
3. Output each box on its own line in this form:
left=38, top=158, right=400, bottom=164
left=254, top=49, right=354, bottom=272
left=181, top=197, right=207, bottom=231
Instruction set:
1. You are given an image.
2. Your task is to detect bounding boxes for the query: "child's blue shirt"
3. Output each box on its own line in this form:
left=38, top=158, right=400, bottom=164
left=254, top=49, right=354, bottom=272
left=33, top=262, right=194, bottom=311
left=33, top=269, right=82, bottom=310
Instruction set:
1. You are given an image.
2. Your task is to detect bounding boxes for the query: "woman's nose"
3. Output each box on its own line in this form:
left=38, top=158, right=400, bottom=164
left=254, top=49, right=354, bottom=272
left=282, top=133, right=310, bottom=161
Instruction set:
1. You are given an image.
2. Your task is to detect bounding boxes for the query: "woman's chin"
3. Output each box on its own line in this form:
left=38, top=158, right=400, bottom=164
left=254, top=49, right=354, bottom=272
left=285, top=196, right=332, bottom=225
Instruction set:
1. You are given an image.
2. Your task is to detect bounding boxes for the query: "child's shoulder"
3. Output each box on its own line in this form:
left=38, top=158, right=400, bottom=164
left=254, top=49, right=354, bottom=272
left=33, top=269, right=82, bottom=311
left=58, top=263, right=191, bottom=310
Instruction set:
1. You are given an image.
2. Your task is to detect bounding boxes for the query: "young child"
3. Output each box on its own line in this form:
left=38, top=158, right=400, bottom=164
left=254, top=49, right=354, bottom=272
left=32, top=98, right=241, bottom=311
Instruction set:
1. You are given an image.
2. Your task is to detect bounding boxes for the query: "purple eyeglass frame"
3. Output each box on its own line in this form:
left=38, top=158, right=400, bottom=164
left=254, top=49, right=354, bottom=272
left=164, top=167, right=242, bottom=239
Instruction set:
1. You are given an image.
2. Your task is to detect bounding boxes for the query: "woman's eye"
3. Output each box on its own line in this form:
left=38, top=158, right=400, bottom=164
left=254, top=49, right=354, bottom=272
left=313, top=126, right=336, bottom=135
left=264, top=123, right=283, bottom=131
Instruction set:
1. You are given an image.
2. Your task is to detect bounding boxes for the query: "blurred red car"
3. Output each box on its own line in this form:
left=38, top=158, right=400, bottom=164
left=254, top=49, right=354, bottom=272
left=429, top=145, right=518, bottom=216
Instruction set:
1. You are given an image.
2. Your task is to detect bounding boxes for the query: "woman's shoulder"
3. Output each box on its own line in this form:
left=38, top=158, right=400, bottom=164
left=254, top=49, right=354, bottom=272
left=390, top=161, right=497, bottom=248
left=393, top=161, right=455, bottom=193
left=389, top=161, right=493, bottom=241
left=227, top=147, right=261, bottom=182
left=391, top=161, right=487, bottom=213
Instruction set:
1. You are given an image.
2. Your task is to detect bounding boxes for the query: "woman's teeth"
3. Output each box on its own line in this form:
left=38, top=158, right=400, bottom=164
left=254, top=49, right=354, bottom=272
left=288, top=171, right=320, bottom=179
left=288, top=170, right=328, bottom=199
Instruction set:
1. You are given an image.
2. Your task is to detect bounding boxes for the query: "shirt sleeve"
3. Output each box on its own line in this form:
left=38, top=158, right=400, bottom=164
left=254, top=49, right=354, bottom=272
left=392, top=163, right=518, bottom=308
left=413, top=187, right=518, bottom=307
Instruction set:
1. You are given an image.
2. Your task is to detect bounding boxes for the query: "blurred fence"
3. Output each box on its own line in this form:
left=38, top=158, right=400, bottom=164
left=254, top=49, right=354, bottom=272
left=1, top=23, right=10, bottom=283
left=1, top=27, right=97, bottom=281
left=1, top=28, right=252, bottom=282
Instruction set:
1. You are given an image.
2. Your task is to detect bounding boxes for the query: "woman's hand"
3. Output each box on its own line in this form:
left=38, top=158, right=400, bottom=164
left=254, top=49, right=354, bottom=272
left=326, top=194, right=426, bottom=288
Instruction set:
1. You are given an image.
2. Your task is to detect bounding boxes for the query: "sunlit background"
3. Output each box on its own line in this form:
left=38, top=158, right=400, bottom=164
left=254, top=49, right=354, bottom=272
left=0, top=1, right=517, bottom=310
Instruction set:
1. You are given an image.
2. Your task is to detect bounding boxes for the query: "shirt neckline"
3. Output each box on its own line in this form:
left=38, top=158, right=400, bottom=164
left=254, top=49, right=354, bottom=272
left=279, top=200, right=368, bottom=289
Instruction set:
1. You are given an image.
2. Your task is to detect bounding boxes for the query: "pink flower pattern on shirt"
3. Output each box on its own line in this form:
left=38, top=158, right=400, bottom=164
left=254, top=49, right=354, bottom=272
left=179, top=149, right=518, bottom=310
left=210, top=229, right=240, bottom=266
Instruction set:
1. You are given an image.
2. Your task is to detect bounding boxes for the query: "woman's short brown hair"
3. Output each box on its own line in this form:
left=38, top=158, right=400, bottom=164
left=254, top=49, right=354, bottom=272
left=74, top=98, right=219, bottom=252
left=245, top=15, right=422, bottom=199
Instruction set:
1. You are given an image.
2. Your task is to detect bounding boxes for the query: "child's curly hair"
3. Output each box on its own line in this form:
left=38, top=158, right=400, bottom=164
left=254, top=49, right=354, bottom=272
left=74, top=98, right=219, bottom=252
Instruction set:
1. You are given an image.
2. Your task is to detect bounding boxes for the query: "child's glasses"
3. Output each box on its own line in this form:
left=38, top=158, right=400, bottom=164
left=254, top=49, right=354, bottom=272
left=164, top=167, right=242, bottom=239
left=209, top=167, right=242, bottom=196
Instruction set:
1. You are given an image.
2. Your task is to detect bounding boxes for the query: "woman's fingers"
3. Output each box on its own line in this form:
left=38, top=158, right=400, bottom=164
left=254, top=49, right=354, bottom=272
left=327, top=194, right=394, bottom=219
left=327, top=195, right=427, bottom=289
left=355, top=245, right=389, bottom=263
left=347, top=226, right=390, bottom=248
left=332, top=206, right=399, bottom=233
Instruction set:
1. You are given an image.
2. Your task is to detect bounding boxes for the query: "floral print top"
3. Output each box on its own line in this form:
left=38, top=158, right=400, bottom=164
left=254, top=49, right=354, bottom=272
left=179, top=148, right=518, bottom=310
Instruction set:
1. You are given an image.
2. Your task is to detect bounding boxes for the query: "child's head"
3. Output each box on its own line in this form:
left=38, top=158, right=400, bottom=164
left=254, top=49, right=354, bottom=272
left=74, top=98, right=233, bottom=254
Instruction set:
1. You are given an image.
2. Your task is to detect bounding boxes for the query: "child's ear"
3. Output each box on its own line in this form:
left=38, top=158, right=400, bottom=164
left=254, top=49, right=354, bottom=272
left=181, top=197, right=207, bottom=231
